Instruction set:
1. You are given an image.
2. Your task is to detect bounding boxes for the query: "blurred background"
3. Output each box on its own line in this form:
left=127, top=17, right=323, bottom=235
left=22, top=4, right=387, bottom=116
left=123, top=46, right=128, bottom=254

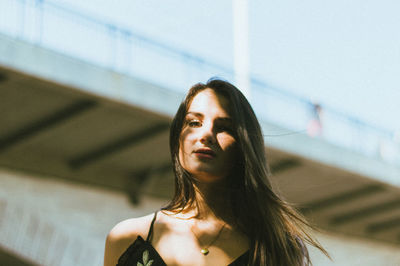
left=0, top=0, right=400, bottom=265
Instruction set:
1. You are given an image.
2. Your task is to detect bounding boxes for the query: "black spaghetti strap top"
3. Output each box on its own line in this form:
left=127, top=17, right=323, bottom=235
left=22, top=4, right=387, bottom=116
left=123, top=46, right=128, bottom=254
left=117, top=212, right=249, bottom=266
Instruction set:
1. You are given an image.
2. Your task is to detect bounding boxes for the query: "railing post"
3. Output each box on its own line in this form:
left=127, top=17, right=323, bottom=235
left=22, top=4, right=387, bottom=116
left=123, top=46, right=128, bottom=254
left=35, top=0, right=43, bottom=44
left=18, top=0, right=26, bottom=39
left=109, top=24, right=117, bottom=70
left=233, top=0, right=250, bottom=100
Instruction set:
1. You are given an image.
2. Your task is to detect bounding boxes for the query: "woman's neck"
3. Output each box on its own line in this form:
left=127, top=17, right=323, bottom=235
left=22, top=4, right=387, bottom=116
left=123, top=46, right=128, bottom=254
left=192, top=181, right=234, bottom=224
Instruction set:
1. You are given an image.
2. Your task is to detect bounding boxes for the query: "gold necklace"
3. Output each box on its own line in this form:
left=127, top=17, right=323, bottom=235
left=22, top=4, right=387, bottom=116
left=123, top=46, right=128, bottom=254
left=190, top=220, right=226, bottom=256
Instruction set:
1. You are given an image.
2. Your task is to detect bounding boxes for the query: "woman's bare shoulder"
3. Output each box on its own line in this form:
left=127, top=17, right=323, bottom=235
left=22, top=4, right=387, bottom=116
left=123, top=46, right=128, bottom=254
left=108, top=214, right=154, bottom=240
left=104, top=213, right=155, bottom=266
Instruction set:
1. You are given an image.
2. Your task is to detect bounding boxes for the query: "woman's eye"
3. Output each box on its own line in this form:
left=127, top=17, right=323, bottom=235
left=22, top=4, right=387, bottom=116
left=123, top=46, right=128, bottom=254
left=217, top=124, right=233, bottom=133
left=188, top=120, right=201, bottom=127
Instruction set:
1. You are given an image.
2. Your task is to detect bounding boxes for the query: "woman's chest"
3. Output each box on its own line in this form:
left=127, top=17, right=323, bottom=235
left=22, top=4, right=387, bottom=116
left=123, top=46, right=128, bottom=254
left=152, top=232, right=248, bottom=266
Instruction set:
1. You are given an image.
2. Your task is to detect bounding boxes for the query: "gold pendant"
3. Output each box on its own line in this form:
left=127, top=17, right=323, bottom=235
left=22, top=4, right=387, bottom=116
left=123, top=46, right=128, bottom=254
left=200, top=248, right=209, bottom=255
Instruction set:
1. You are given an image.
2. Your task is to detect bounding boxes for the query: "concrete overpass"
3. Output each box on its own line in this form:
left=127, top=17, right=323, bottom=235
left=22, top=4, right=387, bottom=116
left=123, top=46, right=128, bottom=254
left=1, top=29, right=400, bottom=242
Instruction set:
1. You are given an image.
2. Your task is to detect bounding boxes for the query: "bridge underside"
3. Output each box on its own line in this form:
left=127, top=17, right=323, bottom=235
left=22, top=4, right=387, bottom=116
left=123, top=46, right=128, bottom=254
left=1, top=65, right=399, bottom=246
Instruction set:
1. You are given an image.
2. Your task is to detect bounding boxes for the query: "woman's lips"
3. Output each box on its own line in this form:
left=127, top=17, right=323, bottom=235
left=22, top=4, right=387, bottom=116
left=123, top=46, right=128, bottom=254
left=194, top=148, right=216, bottom=159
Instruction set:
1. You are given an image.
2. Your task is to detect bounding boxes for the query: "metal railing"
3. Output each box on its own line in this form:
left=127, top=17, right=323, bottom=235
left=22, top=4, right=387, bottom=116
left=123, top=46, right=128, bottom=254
left=0, top=0, right=399, bottom=164
left=0, top=199, right=104, bottom=266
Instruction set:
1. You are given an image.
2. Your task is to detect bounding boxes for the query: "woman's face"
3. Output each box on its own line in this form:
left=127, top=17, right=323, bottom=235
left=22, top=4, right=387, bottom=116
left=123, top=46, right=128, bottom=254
left=179, top=89, right=237, bottom=183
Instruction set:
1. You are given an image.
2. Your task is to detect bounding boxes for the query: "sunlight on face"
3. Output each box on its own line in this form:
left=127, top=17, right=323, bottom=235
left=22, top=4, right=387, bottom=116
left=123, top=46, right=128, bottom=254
left=179, top=89, right=237, bottom=183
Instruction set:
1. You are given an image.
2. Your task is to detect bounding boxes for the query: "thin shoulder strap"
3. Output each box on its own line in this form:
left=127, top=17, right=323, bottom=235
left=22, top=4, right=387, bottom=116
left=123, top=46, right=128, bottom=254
left=146, top=211, right=158, bottom=242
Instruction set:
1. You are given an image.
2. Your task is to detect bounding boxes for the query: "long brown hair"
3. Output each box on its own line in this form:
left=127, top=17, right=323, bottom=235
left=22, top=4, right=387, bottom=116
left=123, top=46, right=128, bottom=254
left=163, top=78, right=329, bottom=265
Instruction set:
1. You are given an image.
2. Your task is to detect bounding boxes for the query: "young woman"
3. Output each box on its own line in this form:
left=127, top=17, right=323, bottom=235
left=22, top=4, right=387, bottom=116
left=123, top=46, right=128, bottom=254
left=104, top=79, right=328, bottom=265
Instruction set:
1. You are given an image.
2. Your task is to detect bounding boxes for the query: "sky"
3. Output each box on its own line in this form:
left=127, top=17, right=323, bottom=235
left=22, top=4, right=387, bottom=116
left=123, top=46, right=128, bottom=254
left=2, top=0, right=399, bottom=142
left=47, top=0, right=400, bottom=135
left=249, top=0, right=400, bottom=133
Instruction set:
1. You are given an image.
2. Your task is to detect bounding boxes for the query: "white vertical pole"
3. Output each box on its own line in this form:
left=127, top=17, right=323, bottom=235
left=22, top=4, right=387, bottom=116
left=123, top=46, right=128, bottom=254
left=233, top=0, right=250, bottom=100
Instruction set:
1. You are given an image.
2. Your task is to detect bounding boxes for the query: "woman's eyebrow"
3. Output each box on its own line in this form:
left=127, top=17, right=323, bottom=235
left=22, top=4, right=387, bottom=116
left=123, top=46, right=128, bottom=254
left=187, top=112, right=232, bottom=121
left=186, top=112, right=204, bottom=118
left=217, top=117, right=232, bottom=122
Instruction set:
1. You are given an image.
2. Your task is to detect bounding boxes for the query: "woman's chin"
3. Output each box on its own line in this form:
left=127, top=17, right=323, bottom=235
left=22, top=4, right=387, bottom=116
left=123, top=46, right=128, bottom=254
left=191, top=172, right=227, bottom=184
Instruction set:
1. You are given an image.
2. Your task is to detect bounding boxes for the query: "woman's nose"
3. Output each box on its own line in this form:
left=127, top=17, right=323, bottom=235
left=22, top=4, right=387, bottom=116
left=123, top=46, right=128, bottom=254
left=199, top=124, right=215, bottom=144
